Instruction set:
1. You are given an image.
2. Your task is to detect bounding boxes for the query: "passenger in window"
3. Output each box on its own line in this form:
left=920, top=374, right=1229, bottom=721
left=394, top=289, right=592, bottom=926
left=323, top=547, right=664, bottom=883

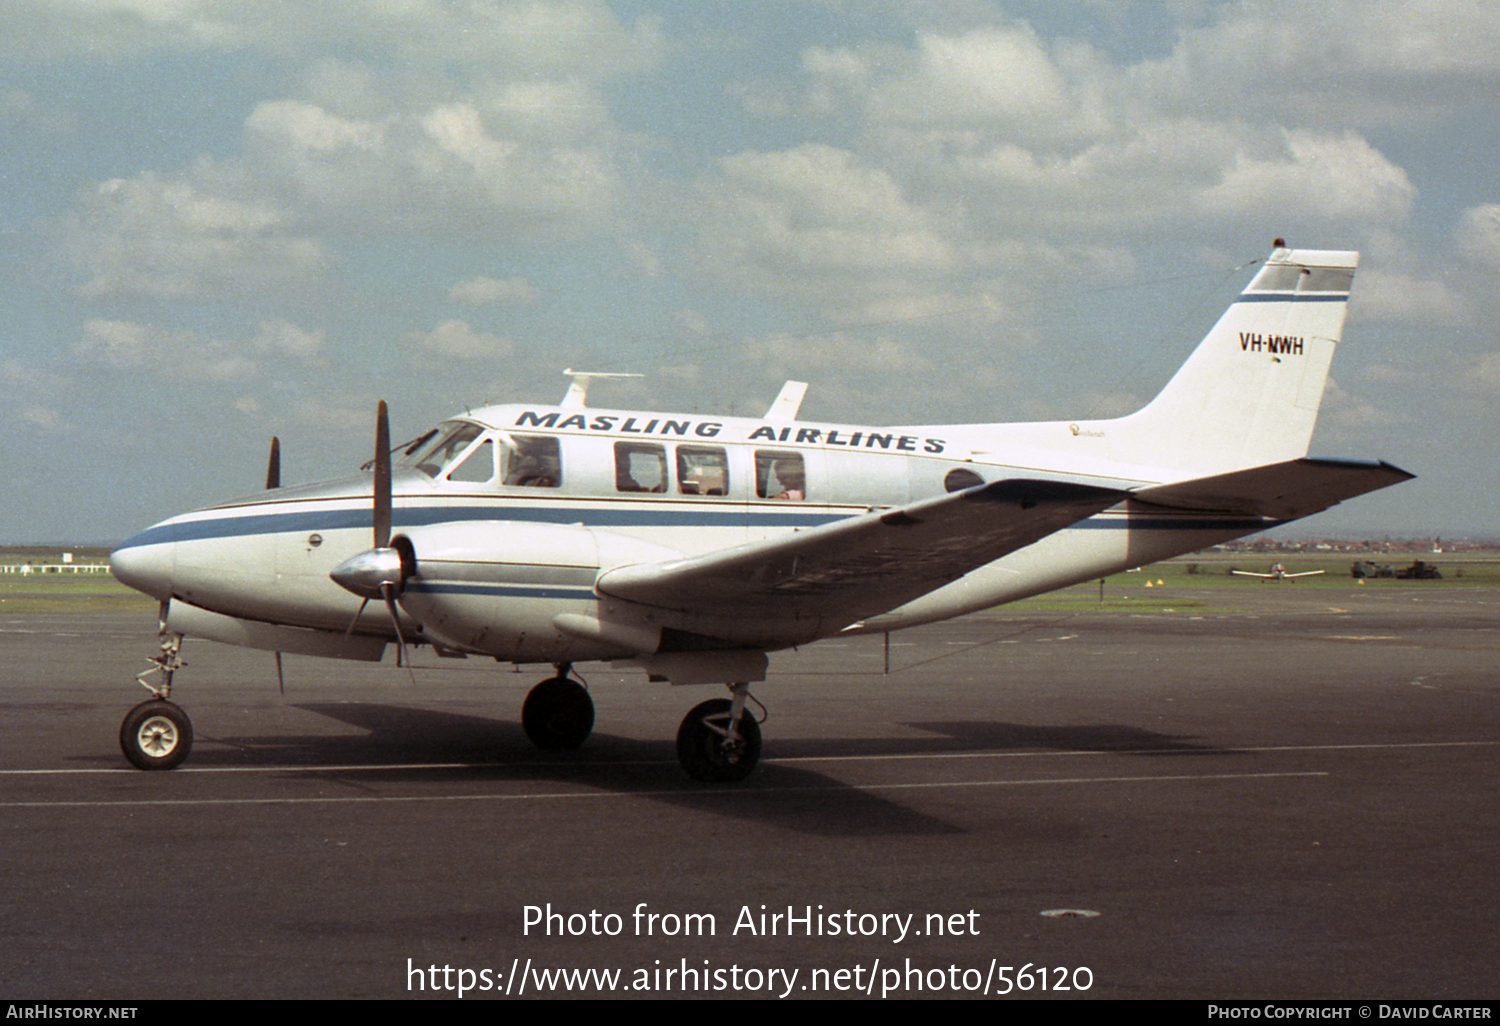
left=677, top=447, right=728, bottom=496
left=511, top=455, right=557, bottom=487
left=506, top=436, right=561, bottom=488
left=616, top=444, right=667, bottom=493
left=773, top=460, right=805, bottom=501
left=693, top=468, right=726, bottom=495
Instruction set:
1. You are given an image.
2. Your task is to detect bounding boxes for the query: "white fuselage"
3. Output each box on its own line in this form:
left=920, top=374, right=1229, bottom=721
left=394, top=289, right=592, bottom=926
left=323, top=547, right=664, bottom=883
left=111, top=403, right=1271, bottom=664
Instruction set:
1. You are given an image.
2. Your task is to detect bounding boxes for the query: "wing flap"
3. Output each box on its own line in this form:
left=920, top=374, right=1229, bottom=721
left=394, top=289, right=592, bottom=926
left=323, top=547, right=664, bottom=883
left=1131, top=458, right=1414, bottom=520
left=597, top=479, right=1126, bottom=626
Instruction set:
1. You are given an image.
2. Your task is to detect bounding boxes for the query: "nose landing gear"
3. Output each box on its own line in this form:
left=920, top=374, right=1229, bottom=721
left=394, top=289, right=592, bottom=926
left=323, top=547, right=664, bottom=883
left=120, top=698, right=193, bottom=771
left=120, top=625, right=194, bottom=771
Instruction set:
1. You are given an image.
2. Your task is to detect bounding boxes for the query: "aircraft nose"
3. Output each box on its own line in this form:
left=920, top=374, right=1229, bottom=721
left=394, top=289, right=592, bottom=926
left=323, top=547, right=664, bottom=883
left=110, top=533, right=175, bottom=601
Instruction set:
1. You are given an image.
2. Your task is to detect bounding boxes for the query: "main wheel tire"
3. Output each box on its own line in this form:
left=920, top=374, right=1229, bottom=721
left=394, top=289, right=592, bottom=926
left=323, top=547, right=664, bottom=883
left=676, top=698, right=762, bottom=782
left=120, top=699, right=193, bottom=771
left=521, top=676, right=594, bottom=750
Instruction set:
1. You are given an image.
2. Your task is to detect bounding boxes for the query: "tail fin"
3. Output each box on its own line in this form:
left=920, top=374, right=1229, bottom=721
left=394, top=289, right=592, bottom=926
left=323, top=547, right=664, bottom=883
left=1111, top=244, right=1356, bottom=476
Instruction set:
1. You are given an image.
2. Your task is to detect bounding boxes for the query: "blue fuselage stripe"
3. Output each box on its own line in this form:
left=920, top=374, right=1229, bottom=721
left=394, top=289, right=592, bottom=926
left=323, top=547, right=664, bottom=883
left=114, top=499, right=1271, bottom=554
left=114, top=504, right=845, bottom=551
left=405, top=582, right=596, bottom=600
left=1236, top=293, right=1348, bottom=303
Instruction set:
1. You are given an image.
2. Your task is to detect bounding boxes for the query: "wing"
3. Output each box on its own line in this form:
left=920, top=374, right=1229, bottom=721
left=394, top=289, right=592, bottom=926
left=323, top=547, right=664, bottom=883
left=595, top=479, right=1126, bottom=636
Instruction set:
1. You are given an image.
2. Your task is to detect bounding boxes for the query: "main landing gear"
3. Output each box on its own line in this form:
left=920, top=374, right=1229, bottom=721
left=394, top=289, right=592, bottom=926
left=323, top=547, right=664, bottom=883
left=521, top=665, right=595, bottom=750
left=518, top=671, right=764, bottom=782
left=120, top=629, right=194, bottom=771
left=676, top=683, right=761, bottom=783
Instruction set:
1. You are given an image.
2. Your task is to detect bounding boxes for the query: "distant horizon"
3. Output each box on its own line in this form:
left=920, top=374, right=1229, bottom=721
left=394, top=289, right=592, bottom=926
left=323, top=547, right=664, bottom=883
left=5, top=532, right=1499, bottom=554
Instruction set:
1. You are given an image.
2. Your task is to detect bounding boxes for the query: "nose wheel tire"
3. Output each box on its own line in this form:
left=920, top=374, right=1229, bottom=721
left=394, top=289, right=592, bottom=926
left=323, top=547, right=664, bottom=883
left=677, top=698, right=761, bottom=782
left=120, top=699, right=194, bottom=771
left=521, top=676, right=595, bottom=750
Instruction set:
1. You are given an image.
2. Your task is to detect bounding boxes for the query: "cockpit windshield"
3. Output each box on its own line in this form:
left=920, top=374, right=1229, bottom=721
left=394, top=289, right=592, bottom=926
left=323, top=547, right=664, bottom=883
left=400, top=422, right=483, bottom=478
left=396, top=422, right=563, bottom=488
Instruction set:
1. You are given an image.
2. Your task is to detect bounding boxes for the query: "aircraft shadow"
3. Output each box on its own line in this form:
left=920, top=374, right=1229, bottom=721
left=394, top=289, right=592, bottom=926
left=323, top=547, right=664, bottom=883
left=900, top=720, right=1226, bottom=755
left=176, top=701, right=1232, bottom=837
left=193, top=702, right=964, bottom=836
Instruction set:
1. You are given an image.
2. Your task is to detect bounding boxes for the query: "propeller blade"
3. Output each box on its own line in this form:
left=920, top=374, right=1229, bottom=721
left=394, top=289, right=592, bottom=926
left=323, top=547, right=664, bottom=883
left=266, top=436, right=281, bottom=490
left=373, top=401, right=391, bottom=549
left=344, top=596, right=372, bottom=638
left=380, top=582, right=408, bottom=670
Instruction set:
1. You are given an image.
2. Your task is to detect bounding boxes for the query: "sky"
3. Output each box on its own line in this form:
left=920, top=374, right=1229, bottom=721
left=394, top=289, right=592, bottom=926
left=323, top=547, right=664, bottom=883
left=2, top=0, right=1498, bottom=544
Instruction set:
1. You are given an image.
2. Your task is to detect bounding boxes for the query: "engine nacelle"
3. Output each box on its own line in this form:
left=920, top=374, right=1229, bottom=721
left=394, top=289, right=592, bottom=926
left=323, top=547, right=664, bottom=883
left=394, top=520, right=680, bottom=662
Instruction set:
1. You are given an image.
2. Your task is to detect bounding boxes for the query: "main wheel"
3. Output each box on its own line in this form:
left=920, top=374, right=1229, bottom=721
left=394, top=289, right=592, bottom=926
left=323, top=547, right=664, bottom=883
left=120, top=699, right=193, bottom=770
left=521, top=676, right=594, bottom=750
left=676, top=698, right=761, bottom=782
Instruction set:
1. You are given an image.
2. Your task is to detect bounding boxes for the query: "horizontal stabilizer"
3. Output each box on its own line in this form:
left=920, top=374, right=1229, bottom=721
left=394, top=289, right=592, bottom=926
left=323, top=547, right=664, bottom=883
left=597, top=478, right=1126, bottom=631
left=1131, top=458, right=1414, bottom=521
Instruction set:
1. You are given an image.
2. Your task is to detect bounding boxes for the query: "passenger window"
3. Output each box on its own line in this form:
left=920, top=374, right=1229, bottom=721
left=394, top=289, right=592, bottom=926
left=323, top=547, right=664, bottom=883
left=615, top=442, right=667, bottom=493
left=502, top=435, right=561, bottom=488
left=447, top=439, right=495, bottom=483
left=677, top=446, right=728, bottom=496
left=944, top=467, right=985, bottom=492
left=755, top=451, right=805, bottom=500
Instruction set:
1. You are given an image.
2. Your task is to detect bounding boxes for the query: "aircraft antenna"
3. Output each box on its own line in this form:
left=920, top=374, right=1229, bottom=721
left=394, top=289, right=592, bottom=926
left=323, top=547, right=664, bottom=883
left=560, top=368, right=643, bottom=409
left=764, top=381, right=808, bottom=422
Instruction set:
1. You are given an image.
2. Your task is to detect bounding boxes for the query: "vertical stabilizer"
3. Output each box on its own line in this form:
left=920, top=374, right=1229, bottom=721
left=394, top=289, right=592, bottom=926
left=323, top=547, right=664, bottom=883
left=1112, top=245, right=1357, bottom=476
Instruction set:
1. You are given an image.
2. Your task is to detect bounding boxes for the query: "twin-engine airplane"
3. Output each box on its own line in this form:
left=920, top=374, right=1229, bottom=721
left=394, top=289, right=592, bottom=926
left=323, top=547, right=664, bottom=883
left=111, top=242, right=1412, bottom=781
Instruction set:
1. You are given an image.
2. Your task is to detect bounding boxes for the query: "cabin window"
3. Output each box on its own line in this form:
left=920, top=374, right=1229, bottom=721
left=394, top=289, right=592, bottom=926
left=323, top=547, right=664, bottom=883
left=615, top=442, right=667, bottom=493
left=677, top=446, right=728, bottom=496
left=447, top=439, right=495, bottom=483
left=408, top=423, right=483, bottom=478
left=755, top=451, right=805, bottom=500
left=502, top=434, right=562, bottom=488
left=944, top=467, right=985, bottom=492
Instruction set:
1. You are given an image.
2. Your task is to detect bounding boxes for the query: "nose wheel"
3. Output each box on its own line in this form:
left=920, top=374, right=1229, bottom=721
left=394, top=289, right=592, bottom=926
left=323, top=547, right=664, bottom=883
left=120, top=699, right=194, bottom=770
left=120, top=615, right=194, bottom=770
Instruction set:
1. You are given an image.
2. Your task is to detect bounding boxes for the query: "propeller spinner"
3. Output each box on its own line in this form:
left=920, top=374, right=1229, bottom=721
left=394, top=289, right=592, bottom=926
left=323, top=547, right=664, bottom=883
left=329, top=401, right=413, bottom=667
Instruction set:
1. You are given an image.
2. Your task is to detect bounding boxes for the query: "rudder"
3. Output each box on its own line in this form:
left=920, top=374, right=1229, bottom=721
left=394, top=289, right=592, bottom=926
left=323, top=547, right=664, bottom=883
left=1112, top=244, right=1357, bottom=476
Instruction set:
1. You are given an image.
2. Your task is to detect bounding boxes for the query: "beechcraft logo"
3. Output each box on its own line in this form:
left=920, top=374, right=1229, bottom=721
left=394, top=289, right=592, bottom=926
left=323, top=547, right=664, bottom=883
left=1239, top=332, right=1304, bottom=356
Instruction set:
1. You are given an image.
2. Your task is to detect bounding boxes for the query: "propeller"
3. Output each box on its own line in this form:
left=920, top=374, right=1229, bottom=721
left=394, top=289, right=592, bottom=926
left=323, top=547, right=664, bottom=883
left=266, top=436, right=281, bottom=490
left=330, top=401, right=413, bottom=669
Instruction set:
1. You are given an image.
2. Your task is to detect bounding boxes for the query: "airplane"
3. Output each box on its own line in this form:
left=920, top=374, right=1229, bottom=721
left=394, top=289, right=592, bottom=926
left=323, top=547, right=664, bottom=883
left=109, top=241, right=1413, bottom=782
left=1230, top=563, right=1326, bottom=580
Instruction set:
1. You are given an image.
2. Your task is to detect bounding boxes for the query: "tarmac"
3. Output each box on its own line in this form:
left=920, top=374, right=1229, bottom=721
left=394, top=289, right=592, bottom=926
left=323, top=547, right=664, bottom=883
left=1, top=582, right=1497, bottom=1000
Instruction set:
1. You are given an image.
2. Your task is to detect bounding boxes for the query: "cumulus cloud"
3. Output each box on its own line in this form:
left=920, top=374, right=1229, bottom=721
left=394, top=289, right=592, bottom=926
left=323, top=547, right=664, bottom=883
left=252, top=319, right=327, bottom=364
left=404, top=319, right=515, bottom=360
left=1193, top=130, right=1415, bottom=224
left=3, top=1, right=667, bottom=77
left=1455, top=204, right=1500, bottom=267
left=0, top=359, right=72, bottom=432
left=75, top=319, right=259, bottom=382
left=449, top=276, right=537, bottom=306
left=63, top=173, right=326, bottom=299
left=694, top=10, right=1436, bottom=326
left=694, top=143, right=961, bottom=315
left=1350, top=269, right=1467, bottom=326
left=871, top=25, right=1075, bottom=129
left=1134, top=0, right=1500, bottom=124
left=238, top=95, right=627, bottom=235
